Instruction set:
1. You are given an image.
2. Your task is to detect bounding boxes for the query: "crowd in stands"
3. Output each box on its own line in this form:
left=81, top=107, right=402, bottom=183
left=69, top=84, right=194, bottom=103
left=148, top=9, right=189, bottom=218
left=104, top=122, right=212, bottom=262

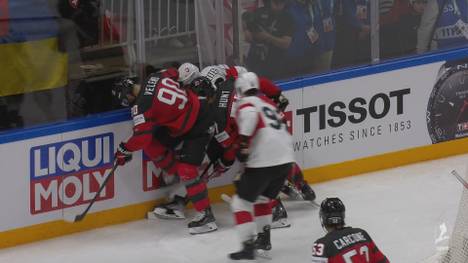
left=242, top=0, right=468, bottom=80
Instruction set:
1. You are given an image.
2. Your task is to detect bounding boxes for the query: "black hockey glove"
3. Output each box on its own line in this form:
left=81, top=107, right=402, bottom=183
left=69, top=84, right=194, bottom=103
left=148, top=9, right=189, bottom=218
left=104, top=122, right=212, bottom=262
left=115, top=142, right=132, bottom=166
left=236, top=138, right=250, bottom=163
left=212, top=158, right=233, bottom=177
left=275, top=94, right=289, bottom=112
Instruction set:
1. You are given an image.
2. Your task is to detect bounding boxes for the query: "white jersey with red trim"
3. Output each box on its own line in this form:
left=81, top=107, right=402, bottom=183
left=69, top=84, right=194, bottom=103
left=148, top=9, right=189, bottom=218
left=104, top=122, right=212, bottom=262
left=236, top=95, right=295, bottom=168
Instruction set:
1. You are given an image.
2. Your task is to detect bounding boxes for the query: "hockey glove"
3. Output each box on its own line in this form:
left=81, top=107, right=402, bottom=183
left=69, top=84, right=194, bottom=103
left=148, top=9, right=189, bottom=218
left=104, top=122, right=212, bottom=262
left=236, top=139, right=250, bottom=163
left=212, top=158, right=233, bottom=178
left=276, top=94, right=289, bottom=112
left=115, top=142, right=132, bottom=166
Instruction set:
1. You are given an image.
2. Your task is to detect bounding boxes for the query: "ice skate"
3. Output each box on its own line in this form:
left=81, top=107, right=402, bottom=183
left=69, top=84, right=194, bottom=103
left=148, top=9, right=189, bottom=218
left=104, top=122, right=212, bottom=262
left=188, top=207, right=217, bottom=234
left=255, top=225, right=271, bottom=251
left=151, top=195, right=186, bottom=220
left=271, top=200, right=291, bottom=229
left=280, top=183, right=302, bottom=200
left=229, top=239, right=255, bottom=261
left=300, top=183, right=316, bottom=202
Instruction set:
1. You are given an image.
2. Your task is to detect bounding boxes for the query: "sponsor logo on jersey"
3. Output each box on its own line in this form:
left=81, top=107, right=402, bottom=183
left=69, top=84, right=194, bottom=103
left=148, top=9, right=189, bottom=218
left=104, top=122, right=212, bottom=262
left=29, top=133, right=114, bottom=214
left=133, top=114, right=145, bottom=126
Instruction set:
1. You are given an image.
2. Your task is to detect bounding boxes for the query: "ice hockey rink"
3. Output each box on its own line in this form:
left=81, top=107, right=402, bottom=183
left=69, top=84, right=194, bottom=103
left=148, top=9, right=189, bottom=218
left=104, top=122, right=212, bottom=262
left=1, top=153, right=467, bottom=263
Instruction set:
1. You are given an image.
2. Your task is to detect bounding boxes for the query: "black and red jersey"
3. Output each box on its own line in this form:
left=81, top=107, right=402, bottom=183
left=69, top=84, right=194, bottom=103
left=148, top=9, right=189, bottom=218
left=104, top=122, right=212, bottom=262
left=124, top=70, right=200, bottom=152
left=311, top=227, right=389, bottom=263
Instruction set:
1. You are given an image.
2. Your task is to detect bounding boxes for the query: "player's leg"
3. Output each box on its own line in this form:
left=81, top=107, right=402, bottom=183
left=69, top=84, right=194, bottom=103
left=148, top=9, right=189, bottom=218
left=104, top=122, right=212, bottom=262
left=144, top=127, right=181, bottom=176
left=178, top=134, right=217, bottom=234
left=143, top=130, right=189, bottom=219
left=256, top=163, right=293, bottom=250
left=270, top=198, right=290, bottom=229
left=284, top=162, right=316, bottom=201
left=229, top=167, right=270, bottom=260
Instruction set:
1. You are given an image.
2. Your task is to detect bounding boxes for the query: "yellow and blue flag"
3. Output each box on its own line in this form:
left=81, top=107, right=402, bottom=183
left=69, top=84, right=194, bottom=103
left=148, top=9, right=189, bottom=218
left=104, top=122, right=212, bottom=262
left=0, top=0, right=67, bottom=97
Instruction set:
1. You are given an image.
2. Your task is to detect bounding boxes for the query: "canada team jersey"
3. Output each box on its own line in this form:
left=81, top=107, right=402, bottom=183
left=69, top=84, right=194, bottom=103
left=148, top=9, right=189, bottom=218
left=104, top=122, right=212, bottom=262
left=134, top=74, right=200, bottom=136
left=124, top=73, right=200, bottom=152
left=236, top=95, right=295, bottom=168
left=311, top=227, right=389, bottom=263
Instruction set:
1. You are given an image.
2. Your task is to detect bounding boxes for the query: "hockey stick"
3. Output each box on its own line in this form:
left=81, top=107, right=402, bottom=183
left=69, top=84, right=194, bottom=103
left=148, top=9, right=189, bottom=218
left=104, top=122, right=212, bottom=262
left=200, top=159, right=216, bottom=182
left=451, top=170, right=468, bottom=189
left=64, top=162, right=118, bottom=223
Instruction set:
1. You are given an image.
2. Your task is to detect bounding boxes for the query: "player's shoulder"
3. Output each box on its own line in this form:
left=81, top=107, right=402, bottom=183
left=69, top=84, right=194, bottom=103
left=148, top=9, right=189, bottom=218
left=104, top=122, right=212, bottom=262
left=238, top=96, right=259, bottom=106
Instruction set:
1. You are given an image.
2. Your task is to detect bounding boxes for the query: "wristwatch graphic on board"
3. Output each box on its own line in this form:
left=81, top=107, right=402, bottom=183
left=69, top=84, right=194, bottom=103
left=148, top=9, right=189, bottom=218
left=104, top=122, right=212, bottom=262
left=426, top=60, right=468, bottom=144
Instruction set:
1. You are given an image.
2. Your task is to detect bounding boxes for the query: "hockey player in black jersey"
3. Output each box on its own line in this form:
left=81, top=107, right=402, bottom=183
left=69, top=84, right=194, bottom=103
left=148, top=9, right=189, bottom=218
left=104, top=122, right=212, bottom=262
left=311, top=198, right=389, bottom=263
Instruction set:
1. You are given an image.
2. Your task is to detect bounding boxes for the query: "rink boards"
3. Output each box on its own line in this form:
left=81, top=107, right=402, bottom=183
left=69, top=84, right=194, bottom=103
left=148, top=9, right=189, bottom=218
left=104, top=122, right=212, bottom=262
left=1, top=48, right=468, bottom=248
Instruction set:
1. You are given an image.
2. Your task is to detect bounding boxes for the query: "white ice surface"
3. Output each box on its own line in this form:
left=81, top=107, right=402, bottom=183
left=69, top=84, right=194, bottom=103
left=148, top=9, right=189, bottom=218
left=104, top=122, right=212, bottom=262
left=1, top=153, right=467, bottom=263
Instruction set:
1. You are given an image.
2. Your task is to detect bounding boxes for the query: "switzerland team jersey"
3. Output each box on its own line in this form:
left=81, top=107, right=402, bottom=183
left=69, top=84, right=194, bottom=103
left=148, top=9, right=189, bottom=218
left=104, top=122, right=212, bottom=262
left=311, top=227, right=389, bottom=263
left=236, top=95, right=294, bottom=168
left=125, top=73, right=200, bottom=152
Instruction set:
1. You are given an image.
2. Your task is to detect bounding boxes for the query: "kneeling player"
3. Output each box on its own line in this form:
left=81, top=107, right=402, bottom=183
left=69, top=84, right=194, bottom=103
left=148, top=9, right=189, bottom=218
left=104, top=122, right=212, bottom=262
left=312, top=198, right=389, bottom=262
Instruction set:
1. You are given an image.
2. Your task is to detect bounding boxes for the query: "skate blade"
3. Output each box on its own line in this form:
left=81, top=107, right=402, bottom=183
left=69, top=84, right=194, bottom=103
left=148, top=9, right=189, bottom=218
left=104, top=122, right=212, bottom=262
left=189, top=222, right=218, bottom=235
left=271, top=219, right=291, bottom=229
left=256, top=250, right=272, bottom=261
left=227, top=258, right=257, bottom=262
left=146, top=211, right=185, bottom=220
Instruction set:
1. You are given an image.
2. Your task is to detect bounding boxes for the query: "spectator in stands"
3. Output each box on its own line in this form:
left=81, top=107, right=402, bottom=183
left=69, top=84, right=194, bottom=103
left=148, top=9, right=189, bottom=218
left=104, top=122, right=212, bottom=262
left=379, top=0, right=412, bottom=59
left=243, top=0, right=295, bottom=80
left=312, top=0, right=337, bottom=72
left=332, top=0, right=371, bottom=69
left=287, top=0, right=337, bottom=75
left=417, top=0, right=468, bottom=53
left=398, top=0, right=428, bottom=56
left=285, top=0, right=314, bottom=76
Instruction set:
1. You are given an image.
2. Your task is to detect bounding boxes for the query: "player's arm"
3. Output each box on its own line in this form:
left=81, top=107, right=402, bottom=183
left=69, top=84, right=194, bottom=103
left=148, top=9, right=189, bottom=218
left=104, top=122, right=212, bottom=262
left=368, top=241, right=389, bottom=263
left=235, top=102, right=258, bottom=162
left=115, top=77, right=158, bottom=165
left=363, top=230, right=390, bottom=263
left=259, top=77, right=289, bottom=111
left=311, top=242, right=329, bottom=263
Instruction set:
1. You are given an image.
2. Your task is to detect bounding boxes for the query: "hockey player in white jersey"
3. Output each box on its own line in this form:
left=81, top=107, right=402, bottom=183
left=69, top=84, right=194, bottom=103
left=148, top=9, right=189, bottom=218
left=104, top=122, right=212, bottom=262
left=228, top=72, right=295, bottom=260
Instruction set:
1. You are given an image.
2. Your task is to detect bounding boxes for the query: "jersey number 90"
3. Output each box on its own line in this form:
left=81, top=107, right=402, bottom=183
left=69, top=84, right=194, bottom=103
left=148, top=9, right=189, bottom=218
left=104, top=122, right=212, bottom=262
left=157, top=78, right=188, bottom=109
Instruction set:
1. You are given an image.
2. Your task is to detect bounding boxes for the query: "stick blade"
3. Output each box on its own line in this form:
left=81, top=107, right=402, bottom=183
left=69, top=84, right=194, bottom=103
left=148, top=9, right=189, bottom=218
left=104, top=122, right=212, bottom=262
left=450, top=169, right=468, bottom=189
left=63, top=211, right=78, bottom=223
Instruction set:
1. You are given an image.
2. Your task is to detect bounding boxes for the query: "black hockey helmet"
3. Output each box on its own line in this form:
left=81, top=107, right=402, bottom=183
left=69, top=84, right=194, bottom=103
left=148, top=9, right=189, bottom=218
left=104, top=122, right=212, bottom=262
left=111, top=77, right=135, bottom=107
left=320, top=197, right=346, bottom=228
left=190, top=76, right=216, bottom=98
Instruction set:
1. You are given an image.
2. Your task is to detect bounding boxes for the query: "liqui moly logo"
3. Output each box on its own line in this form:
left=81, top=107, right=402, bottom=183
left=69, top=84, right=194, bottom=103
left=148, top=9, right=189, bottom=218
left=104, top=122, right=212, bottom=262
left=30, top=133, right=115, bottom=214
left=142, top=153, right=163, bottom=191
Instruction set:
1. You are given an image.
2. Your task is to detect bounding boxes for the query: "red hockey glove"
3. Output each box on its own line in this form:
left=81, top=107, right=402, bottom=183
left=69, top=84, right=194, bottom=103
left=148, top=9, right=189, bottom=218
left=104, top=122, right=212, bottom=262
left=115, top=142, right=132, bottom=166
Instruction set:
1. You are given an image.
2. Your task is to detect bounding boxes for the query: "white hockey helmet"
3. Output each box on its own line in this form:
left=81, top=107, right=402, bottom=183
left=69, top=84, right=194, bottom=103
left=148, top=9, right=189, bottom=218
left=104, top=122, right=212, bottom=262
left=178, top=62, right=200, bottom=85
left=234, top=66, right=248, bottom=75
left=201, top=65, right=226, bottom=88
left=235, top=72, right=259, bottom=96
